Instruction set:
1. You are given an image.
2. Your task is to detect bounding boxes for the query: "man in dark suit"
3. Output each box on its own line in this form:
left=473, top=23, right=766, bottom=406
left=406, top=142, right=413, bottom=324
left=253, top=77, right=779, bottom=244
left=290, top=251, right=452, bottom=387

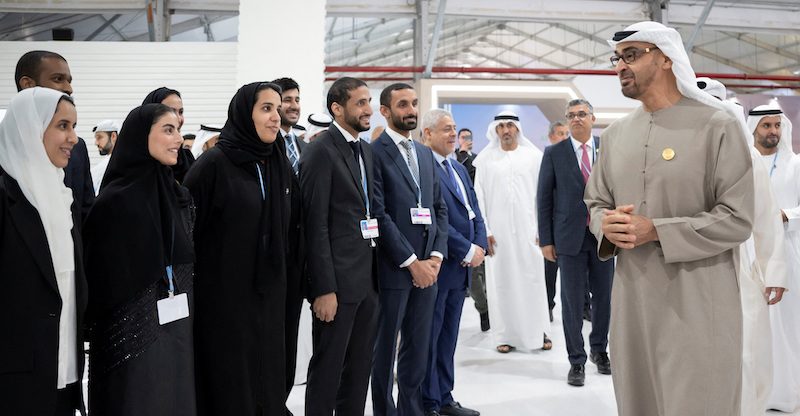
left=15, top=50, right=94, bottom=223
left=421, top=109, right=485, bottom=416
left=455, top=128, right=489, bottom=331
left=272, top=76, right=308, bottom=415
left=537, top=99, right=614, bottom=387
left=301, top=77, right=378, bottom=416
left=544, top=120, right=569, bottom=322
left=371, top=83, right=448, bottom=416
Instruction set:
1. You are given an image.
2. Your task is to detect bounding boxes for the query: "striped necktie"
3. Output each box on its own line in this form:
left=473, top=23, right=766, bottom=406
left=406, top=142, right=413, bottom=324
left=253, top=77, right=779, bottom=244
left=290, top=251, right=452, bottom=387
left=285, top=133, right=299, bottom=176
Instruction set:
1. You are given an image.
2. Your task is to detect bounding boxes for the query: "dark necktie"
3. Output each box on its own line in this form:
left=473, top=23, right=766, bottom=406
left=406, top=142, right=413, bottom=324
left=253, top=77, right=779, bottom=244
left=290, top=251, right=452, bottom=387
left=443, top=159, right=465, bottom=204
left=348, top=140, right=362, bottom=179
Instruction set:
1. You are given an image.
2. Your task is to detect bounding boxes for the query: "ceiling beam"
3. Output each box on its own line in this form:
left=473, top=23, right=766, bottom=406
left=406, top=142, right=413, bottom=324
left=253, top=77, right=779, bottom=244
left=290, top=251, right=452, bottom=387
left=685, top=0, right=716, bottom=53
left=722, top=32, right=800, bottom=63
left=503, top=24, right=599, bottom=63
left=481, top=37, right=566, bottom=69
left=11, top=14, right=96, bottom=40
left=691, top=46, right=759, bottom=73
left=423, top=0, right=447, bottom=78
left=85, top=13, right=121, bottom=40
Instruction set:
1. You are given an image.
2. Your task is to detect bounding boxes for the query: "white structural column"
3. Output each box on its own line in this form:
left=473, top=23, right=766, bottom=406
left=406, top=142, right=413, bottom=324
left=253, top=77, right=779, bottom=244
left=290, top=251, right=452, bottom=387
left=237, top=0, right=327, bottom=117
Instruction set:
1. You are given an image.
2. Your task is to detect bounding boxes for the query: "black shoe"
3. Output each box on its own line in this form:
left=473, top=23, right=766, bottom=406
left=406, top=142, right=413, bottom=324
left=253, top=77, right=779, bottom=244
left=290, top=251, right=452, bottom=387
left=440, top=402, right=480, bottom=416
left=590, top=351, right=612, bottom=375
left=425, top=411, right=442, bottom=416
left=480, top=312, right=490, bottom=332
left=568, top=364, right=585, bottom=386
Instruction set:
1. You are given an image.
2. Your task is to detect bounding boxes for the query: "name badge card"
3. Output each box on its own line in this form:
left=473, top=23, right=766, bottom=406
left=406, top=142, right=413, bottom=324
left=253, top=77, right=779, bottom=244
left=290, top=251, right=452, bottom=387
left=157, top=293, right=190, bottom=325
left=411, top=207, right=432, bottom=225
left=360, top=218, right=380, bottom=239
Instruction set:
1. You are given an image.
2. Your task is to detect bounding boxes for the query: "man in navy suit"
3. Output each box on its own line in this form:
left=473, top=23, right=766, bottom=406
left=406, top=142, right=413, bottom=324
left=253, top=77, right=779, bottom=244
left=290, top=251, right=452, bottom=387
left=371, top=83, right=448, bottom=416
left=537, top=99, right=614, bottom=387
left=421, top=109, right=486, bottom=416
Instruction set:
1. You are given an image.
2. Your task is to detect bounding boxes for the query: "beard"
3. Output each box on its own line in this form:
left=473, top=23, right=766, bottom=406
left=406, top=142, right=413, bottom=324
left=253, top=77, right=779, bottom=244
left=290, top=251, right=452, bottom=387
left=344, top=111, right=370, bottom=133
left=99, top=141, right=113, bottom=156
left=757, top=134, right=780, bottom=149
left=391, top=112, right=417, bottom=131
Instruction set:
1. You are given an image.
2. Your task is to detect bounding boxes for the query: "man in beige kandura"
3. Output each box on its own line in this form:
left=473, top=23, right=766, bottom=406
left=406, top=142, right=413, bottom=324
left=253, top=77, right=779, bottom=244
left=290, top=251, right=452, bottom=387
left=584, top=21, right=754, bottom=416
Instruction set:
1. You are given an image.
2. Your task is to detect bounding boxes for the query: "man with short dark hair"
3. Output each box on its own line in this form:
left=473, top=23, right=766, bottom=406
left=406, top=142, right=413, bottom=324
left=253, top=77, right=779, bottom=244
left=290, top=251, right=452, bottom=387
left=15, top=50, right=94, bottom=221
left=182, top=133, right=196, bottom=150
left=302, top=77, right=379, bottom=416
left=543, top=120, right=569, bottom=323
left=371, top=83, right=448, bottom=416
left=538, top=99, right=614, bottom=386
left=271, top=76, right=307, bottom=416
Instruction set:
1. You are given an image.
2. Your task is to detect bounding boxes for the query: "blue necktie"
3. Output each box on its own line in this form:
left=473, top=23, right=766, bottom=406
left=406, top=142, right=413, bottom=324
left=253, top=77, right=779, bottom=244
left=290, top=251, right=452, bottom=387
left=285, top=134, right=299, bottom=175
left=443, top=159, right=465, bottom=204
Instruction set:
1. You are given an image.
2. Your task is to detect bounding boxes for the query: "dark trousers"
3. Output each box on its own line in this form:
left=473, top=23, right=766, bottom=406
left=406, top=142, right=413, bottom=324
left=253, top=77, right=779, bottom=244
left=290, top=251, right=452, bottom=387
left=422, top=286, right=467, bottom=412
left=544, top=259, right=558, bottom=311
left=558, top=229, right=614, bottom=365
left=305, top=293, right=379, bottom=416
left=372, top=285, right=438, bottom=416
left=54, top=382, right=79, bottom=416
left=469, top=263, right=487, bottom=315
left=284, top=278, right=304, bottom=412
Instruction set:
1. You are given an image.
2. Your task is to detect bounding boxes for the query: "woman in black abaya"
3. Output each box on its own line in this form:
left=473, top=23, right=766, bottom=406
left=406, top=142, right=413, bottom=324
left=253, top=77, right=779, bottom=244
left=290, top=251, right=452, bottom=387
left=143, top=87, right=195, bottom=181
left=184, top=82, right=294, bottom=416
left=84, top=103, right=197, bottom=416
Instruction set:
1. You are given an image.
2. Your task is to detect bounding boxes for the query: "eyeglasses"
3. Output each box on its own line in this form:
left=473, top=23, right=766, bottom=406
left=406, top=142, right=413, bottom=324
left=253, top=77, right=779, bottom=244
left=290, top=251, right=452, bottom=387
left=565, top=111, right=591, bottom=120
left=610, top=47, right=659, bottom=66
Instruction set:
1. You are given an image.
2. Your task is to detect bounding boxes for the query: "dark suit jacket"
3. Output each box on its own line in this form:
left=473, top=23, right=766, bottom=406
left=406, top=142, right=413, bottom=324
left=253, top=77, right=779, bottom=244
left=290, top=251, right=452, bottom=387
left=0, top=173, right=87, bottom=415
left=456, top=150, right=477, bottom=183
left=435, top=157, right=487, bottom=290
left=537, top=136, right=599, bottom=256
left=278, top=134, right=308, bottom=298
left=63, top=137, right=94, bottom=225
left=371, top=132, right=448, bottom=290
left=300, top=127, right=377, bottom=303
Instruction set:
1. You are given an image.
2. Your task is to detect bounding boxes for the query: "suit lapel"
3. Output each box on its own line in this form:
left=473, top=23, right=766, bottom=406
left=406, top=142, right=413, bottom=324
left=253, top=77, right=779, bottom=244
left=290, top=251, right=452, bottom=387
left=7, top=180, right=60, bottom=295
left=439, top=159, right=467, bottom=208
left=380, top=133, right=418, bottom=194
left=330, top=127, right=366, bottom=201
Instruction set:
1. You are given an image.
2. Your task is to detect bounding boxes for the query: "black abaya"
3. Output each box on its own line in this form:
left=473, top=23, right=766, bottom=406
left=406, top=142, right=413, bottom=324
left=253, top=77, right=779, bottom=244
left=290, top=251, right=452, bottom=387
left=183, top=82, right=295, bottom=416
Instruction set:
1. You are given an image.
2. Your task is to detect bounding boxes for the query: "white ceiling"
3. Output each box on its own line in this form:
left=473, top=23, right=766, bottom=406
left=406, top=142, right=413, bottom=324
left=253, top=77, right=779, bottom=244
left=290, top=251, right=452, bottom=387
left=0, top=0, right=798, bottom=92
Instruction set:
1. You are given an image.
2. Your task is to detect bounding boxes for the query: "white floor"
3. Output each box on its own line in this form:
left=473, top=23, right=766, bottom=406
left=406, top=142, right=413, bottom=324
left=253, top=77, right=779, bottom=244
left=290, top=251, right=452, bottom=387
left=287, top=299, right=800, bottom=416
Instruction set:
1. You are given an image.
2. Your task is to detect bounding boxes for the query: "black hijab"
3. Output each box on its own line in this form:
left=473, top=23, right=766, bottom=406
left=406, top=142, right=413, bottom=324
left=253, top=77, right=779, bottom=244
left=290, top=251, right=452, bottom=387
left=217, top=82, right=291, bottom=293
left=84, top=103, right=194, bottom=312
left=142, top=87, right=195, bottom=181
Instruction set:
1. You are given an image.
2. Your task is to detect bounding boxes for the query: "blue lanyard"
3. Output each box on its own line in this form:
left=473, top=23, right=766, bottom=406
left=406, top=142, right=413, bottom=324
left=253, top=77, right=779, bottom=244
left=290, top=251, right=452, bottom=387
left=769, top=151, right=778, bottom=178
left=165, top=222, right=175, bottom=295
left=255, top=162, right=266, bottom=200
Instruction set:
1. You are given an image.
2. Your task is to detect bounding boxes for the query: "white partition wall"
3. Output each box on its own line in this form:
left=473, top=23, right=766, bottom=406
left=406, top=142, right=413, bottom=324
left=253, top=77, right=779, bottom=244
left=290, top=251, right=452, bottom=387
left=237, top=0, right=327, bottom=116
left=0, top=41, right=238, bottom=161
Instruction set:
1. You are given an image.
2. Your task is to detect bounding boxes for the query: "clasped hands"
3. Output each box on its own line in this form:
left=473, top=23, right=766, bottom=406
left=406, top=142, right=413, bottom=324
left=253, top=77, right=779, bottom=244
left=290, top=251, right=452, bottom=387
left=601, top=204, right=658, bottom=249
left=409, top=257, right=442, bottom=289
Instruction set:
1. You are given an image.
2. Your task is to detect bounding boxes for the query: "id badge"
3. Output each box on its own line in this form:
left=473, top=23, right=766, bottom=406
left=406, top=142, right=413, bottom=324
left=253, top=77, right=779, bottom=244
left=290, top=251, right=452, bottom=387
left=157, top=293, right=190, bottom=325
left=410, top=207, right=432, bottom=225
left=360, top=218, right=380, bottom=239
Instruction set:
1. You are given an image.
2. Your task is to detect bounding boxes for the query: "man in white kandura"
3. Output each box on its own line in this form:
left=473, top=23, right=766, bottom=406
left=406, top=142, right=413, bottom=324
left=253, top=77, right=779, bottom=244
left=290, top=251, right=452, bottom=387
left=698, top=78, right=788, bottom=416
left=747, top=103, right=800, bottom=413
left=473, top=110, right=551, bottom=354
left=585, top=21, right=755, bottom=416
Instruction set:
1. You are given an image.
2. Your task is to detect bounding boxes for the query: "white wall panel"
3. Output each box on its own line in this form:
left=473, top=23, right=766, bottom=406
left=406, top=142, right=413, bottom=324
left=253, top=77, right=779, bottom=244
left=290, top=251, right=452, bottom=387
left=0, top=41, right=238, bottom=163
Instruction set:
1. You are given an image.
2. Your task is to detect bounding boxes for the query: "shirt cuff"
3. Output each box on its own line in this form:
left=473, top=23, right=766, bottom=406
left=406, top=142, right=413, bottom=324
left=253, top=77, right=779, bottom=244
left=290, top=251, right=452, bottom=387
left=430, top=251, right=444, bottom=260
left=400, top=254, right=418, bottom=268
left=462, top=244, right=477, bottom=263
